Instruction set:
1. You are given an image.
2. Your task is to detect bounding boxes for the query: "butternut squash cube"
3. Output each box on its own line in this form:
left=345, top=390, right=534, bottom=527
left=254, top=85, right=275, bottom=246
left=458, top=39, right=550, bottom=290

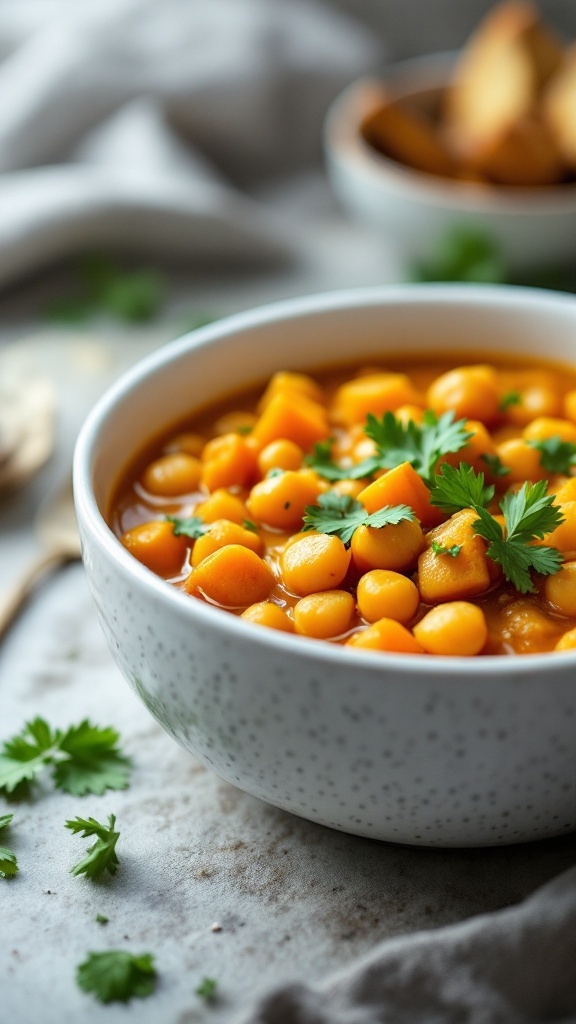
left=417, top=508, right=491, bottom=603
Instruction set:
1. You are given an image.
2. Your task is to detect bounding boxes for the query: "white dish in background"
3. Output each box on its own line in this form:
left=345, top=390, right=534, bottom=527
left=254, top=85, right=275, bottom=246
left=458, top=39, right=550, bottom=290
left=73, top=284, right=576, bottom=848
left=324, top=54, right=576, bottom=274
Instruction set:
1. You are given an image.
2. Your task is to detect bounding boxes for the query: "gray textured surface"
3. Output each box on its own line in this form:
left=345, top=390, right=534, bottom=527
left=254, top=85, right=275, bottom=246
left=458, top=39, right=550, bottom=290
left=1, top=205, right=575, bottom=1023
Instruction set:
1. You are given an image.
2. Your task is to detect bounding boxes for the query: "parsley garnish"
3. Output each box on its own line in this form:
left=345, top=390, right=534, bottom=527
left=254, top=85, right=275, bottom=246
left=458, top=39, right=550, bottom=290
left=242, top=519, right=259, bottom=533
left=473, top=481, right=564, bottom=593
left=196, top=977, right=218, bottom=1001
left=302, top=492, right=415, bottom=545
left=0, top=718, right=131, bottom=798
left=165, top=515, right=210, bottom=540
left=0, top=813, right=18, bottom=878
left=364, top=410, right=473, bottom=485
left=306, top=412, right=472, bottom=486
left=66, top=814, right=120, bottom=880
left=527, top=435, right=576, bottom=474
left=430, top=463, right=494, bottom=515
left=431, top=540, right=462, bottom=558
left=77, top=950, right=157, bottom=1004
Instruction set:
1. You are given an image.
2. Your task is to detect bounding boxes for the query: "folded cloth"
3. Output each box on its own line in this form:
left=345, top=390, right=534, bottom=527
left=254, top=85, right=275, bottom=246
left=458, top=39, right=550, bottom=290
left=0, top=0, right=382, bottom=289
left=235, top=864, right=576, bottom=1023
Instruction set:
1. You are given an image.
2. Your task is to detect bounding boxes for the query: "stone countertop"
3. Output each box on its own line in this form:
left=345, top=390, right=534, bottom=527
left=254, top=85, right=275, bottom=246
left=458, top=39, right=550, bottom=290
left=1, top=207, right=575, bottom=1023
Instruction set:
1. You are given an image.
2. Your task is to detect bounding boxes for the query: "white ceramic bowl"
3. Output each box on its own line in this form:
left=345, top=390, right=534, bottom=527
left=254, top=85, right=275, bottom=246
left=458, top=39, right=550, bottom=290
left=324, top=54, right=576, bottom=274
left=73, top=284, right=576, bottom=848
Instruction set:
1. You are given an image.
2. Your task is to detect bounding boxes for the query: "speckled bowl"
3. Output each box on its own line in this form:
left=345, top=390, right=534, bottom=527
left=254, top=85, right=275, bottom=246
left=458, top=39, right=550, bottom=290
left=73, top=284, right=576, bottom=848
left=324, top=54, right=576, bottom=273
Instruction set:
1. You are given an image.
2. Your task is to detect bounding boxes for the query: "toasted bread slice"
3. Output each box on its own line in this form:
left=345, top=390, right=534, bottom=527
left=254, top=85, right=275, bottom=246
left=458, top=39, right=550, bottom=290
left=362, top=95, right=457, bottom=177
left=445, top=1, right=562, bottom=162
left=476, top=115, right=565, bottom=185
left=542, top=46, right=576, bottom=169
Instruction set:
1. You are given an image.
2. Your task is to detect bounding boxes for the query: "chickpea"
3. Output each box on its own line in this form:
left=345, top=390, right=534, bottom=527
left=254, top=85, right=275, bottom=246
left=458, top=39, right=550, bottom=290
left=351, top=519, right=425, bottom=574
left=280, top=532, right=351, bottom=596
left=142, top=453, right=202, bottom=497
left=413, top=602, right=488, bottom=656
left=294, top=591, right=356, bottom=639
left=544, top=561, right=576, bottom=617
left=356, top=570, right=419, bottom=624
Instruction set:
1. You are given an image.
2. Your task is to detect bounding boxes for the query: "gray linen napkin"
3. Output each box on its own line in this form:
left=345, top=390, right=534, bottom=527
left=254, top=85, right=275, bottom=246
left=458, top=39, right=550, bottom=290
left=0, top=0, right=381, bottom=289
left=236, top=864, right=576, bottom=1023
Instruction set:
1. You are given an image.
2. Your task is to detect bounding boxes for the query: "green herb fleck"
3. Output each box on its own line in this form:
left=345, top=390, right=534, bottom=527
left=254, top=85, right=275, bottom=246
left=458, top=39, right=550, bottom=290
left=411, top=227, right=507, bottom=284
left=95, top=914, right=109, bottom=925
left=481, top=452, right=511, bottom=477
left=165, top=514, right=210, bottom=540
left=431, top=540, right=462, bottom=558
left=527, top=435, right=576, bottom=475
left=499, top=390, right=521, bottom=411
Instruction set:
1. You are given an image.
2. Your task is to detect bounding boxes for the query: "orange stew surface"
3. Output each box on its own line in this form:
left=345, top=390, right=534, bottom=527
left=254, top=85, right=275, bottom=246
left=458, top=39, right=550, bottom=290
left=110, top=355, right=576, bottom=656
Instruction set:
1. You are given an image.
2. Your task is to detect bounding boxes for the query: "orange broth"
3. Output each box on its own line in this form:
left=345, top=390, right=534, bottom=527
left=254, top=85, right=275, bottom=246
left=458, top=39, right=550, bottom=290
left=110, top=353, right=576, bottom=656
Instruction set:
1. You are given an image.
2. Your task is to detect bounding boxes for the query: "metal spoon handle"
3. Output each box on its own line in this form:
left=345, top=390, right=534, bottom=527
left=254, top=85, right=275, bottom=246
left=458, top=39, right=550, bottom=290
left=0, top=549, right=78, bottom=640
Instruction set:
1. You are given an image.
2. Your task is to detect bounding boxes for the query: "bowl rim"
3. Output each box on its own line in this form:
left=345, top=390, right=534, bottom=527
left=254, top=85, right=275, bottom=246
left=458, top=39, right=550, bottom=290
left=324, top=51, right=576, bottom=213
left=73, top=282, right=576, bottom=676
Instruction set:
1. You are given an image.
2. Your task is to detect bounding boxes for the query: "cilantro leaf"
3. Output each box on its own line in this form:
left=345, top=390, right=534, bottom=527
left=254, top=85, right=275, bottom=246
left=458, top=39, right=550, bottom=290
left=47, top=254, right=166, bottom=325
left=66, top=814, right=120, bottom=880
left=431, top=540, right=462, bottom=558
left=430, top=463, right=494, bottom=514
left=196, top=977, right=218, bottom=1001
left=527, top=435, right=576, bottom=475
left=0, top=813, right=18, bottom=878
left=0, top=717, right=62, bottom=794
left=77, top=950, right=156, bottom=1004
left=472, top=481, right=564, bottom=593
left=165, top=515, right=209, bottom=540
left=0, top=718, right=131, bottom=798
left=365, top=410, right=473, bottom=485
left=303, top=492, right=415, bottom=546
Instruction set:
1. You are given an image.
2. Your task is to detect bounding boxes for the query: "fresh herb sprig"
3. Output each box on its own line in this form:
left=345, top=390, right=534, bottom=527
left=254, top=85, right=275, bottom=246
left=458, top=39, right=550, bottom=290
left=77, top=950, right=156, bottom=1004
left=303, top=492, right=415, bottom=546
left=0, top=813, right=18, bottom=878
left=473, top=480, right=564, bottom=593
left=66, top=814, right=120, bottom=880
left=0, top=718, right=131, bottom=798
left=306, top=411, right=473, bottom=486
left=430, top=462, right=494, bottom=515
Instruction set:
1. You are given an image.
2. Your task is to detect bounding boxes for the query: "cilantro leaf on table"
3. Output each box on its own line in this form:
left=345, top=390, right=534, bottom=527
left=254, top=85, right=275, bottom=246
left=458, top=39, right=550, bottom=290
left=165, top=514, right=210, bottom=540
left=527, top=435, right=576, bottom=475
left=0, top=812, right=18, bottom=878
left=303, top=492, right=415, bottom=546
left=46, top=253, right=166, bottom=325
left=196, top=977, right=218, bottom=1001
left=0, top=718, right=131, bottom=798
left=430, top=463, right=495, bottom=515
left=77, top=950, right=157, bottom=1004
left=66, top=814, right=120, bottom=880
left=472, top=481, right=565, bottom=593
